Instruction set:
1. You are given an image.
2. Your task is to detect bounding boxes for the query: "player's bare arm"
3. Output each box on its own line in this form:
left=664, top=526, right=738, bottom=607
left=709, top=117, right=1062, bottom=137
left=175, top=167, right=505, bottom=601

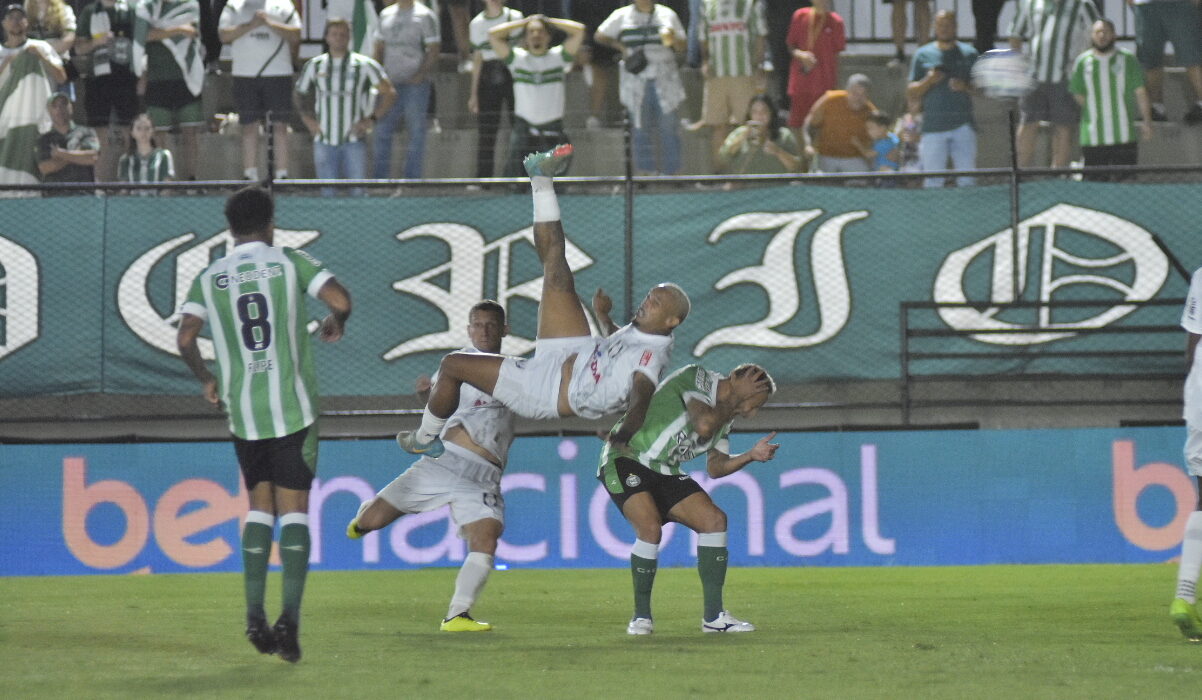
left=592, top=287, right=619, bottom=336
left=176, top=313, right=218, bottom=406
left=706, top=432, right=780, bottom=479
left=316, top=278, right=352, bottom=342
left=609, top=373, right=657, bottom=447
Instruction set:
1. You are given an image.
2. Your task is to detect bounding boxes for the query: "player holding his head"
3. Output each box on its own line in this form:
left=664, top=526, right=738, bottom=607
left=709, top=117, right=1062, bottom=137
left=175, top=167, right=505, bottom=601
left=347, top=300, right=514, bottom=632
left=177, top=185, right=352, bottom=663
left=1172, top=267, right=1202, bottom=641
left=397, top=144, right=690, bottom=456
left=598, top=363, right=780, bottom=635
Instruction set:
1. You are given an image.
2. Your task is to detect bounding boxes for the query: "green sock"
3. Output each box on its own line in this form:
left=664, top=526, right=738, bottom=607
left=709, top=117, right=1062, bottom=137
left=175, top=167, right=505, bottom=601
left=278, top=516, right=311, bottom=622
left=241, top=518, right=273, bottom=620
left=631, top=554, right=657, bottom=619
left=697, top=546, right=728, bottom=622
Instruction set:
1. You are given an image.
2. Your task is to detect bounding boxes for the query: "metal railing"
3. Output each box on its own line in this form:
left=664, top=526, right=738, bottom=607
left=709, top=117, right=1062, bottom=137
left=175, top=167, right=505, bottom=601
left=899, top=298, right=1186, bottom=424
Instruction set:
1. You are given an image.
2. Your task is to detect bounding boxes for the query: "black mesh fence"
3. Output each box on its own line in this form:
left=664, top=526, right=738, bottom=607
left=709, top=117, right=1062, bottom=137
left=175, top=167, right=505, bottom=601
left=0, top=164, right=1197, bottom=428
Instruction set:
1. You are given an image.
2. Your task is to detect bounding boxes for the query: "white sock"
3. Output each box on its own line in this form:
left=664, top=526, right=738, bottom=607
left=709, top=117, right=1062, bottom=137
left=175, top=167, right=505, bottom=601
left=531, top=176, right=560, bottom=222
left=631, top=538, right=659, bottom=560
left=1176, top=510, right=1202, bottom=603
left=447, top=551, right=494, bottom=618
left=416, top=408, right=448, bottom=444
left=698, top=531, right=728, bottom=548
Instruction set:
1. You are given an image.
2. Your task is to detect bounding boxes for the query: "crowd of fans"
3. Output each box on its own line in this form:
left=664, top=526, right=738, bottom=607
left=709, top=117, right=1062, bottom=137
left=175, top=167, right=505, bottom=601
left=0, top=0, right=1200, bottom=192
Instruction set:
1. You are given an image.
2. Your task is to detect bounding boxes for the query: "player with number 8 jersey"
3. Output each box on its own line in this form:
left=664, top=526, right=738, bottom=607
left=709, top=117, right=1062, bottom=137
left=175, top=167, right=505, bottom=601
left=181, top=230, right=334, bottom=440
left=177, top=186, right=351, bottom=663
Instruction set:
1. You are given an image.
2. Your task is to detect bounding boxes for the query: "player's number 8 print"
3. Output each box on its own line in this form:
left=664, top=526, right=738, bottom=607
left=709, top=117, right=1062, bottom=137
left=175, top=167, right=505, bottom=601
left=236, top=292, right=272, bottom=351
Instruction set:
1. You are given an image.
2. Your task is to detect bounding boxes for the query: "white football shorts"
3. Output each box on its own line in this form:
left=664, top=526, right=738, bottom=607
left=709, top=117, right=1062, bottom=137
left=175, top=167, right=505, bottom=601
left=492, top=335, right=593, bottom=420
left=1185, top=426, right=1202, bottom=477
left=376, top=442, right=505, bottom=534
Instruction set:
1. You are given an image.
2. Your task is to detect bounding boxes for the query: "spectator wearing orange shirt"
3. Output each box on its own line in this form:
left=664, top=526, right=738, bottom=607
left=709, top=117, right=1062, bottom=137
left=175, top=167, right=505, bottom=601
left=801, top=73, right=876, bottom=174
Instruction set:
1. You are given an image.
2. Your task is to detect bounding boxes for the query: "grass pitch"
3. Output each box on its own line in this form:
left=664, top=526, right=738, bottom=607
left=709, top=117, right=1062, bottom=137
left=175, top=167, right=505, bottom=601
left=1, top=564, right=1198, bottom=699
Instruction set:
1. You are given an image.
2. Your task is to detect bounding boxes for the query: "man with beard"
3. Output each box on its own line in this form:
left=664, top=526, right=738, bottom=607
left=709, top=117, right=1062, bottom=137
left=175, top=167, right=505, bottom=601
left=1068, top=17, right=1152, bottom=182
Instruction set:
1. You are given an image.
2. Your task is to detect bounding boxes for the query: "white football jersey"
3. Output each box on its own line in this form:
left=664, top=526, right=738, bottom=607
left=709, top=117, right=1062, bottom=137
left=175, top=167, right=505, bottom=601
left=566, top=324, right=674, bottom=420
left=1182, top=269, right=1202, bottom=428
left=440, top=347, right=516, bottom=466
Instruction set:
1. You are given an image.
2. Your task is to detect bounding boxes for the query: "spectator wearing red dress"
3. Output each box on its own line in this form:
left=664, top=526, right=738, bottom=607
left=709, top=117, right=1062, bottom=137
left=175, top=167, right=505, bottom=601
left=785, top=0, right=844, bottom=131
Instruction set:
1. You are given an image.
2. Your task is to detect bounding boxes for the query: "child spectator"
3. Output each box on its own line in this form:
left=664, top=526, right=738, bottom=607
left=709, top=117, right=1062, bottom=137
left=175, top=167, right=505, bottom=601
left=118, top=112, right=174, bottom=191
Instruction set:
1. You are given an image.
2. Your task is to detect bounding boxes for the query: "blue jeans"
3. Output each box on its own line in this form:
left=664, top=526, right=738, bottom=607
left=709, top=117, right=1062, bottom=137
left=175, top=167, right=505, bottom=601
left=313, top=140, right=367, bottom=197
left=373, top=80, right=430, bottom=179
left=919, top=123, right=977, bottom=188
left=633, top=81, right=682, bottom=175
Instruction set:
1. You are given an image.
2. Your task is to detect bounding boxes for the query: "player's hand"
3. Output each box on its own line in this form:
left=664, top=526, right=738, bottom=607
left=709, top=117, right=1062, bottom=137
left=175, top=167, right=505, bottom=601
left=747, top=431, right=779, bottom=462
left=592, top=287, right=613, bottom=317
left=414, top=373, right=432, bottom=394
left=317, top=313, right=344, bottom=342
left=202, top=378, right=219, bottom=406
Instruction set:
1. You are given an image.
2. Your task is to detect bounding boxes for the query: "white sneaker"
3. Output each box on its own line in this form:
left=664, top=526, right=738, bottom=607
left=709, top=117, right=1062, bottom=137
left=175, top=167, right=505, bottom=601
left=627, top=617, right=654, bottom=635
left=585, top=115, right=602, bottom=130
left=701, top=610, right=755, bottom=633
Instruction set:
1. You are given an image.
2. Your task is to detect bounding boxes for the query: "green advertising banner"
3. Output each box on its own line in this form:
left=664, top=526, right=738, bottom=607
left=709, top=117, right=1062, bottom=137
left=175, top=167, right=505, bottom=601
left=0, top=181, right=1194, bottom=398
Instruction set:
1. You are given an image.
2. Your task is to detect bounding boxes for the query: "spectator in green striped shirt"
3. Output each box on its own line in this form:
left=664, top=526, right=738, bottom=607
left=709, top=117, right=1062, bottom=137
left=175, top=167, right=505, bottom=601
left=117, top=112, right=175, bottom=191
left=694, top=0, right=767, bottom=170
left=1068, top=18, right=1152, bottom=181
left=1009, top=0, right=1099, bottom=169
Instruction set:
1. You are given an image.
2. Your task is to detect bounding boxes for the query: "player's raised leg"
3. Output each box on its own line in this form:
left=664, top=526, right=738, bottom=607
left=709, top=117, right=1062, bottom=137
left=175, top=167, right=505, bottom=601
left=669, top=492, right=755, bottom=633
left=524, top=144, right=592, bottom=341
left=400, top=352, right=507, bottom=456
left=441, top=517, right=503, bottom=632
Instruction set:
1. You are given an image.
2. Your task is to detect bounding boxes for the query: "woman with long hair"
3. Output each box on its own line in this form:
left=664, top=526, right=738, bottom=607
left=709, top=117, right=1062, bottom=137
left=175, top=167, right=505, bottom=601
left=717, top=94, right=803, bottom=175
left=118, top=113, right=175, bottom=191
left=24, top=0, right=75, bottom=93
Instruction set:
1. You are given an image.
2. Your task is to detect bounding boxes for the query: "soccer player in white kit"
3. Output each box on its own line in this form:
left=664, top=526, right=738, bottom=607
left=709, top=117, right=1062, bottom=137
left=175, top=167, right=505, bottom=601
left=1172, top=268, right=1202, bottom=641
left=347, top=300, right=514, bottom=632
left=398, top=143, right=691, bottom=457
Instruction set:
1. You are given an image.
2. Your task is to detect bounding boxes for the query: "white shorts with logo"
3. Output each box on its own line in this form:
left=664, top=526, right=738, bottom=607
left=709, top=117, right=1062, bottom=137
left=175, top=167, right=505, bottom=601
left=491, top=335, right=594, bottom=420
left=376, top=442, right=504, bottom=535
left=1186, top=426, right=1202, bottom=477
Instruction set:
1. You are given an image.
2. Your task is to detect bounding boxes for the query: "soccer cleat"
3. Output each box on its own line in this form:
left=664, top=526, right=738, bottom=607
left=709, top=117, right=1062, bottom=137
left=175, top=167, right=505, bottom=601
left=246, top=616, right=277, bottom=655
left=440, top=612, right=492, bottom=632
left=523, top=144, right=573, bottom=178
left=273, top=616, right=301, bottom=663
left=701, top=610, right=756, bottom=633
left=1170, top=598, right=1202, bottom=641
left=627, top=617, right=654, bottom=635
left=396, top=430, right=445, bottom=458
left=346, top=500, right=372, bottom=539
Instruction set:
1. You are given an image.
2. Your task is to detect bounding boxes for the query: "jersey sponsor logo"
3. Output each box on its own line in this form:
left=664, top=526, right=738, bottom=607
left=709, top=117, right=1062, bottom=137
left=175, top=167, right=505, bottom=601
left=119, top=228, right=320, bottom=360
left=933, top=204, right=1169, bottom=345
left=639, top=350, right=652, bottom=367
left=694, top=367, right=713, bottom=394
left=214, top=264, right=283, bottom=290
left=384, top=223, right=595, bottom=361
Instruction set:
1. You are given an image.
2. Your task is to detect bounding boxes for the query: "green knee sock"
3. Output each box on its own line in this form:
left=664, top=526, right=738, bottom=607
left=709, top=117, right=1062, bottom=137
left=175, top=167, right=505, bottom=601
left=631, top=554, right=658, bottom=619
left=697, top=545, right=728, bottom=622
left=241, top=514, right=274, bottom=620
left=278, top=514, right=311, bottom=623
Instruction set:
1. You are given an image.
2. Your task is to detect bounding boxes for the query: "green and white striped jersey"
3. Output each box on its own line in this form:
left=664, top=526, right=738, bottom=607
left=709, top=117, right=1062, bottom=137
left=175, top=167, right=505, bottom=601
left=598, top=364, right=732, bottom=479
left=1069, top=48, right=1145, bottom=146
left=701, top=0, right=766, bottom=79
left=295, top=51, right=388, bottom=146
left=1010, top=0, right=1099, bottom=84
left=118, top=147, right=175, bottom=185
left=180, top=241, right=334, bottom=440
